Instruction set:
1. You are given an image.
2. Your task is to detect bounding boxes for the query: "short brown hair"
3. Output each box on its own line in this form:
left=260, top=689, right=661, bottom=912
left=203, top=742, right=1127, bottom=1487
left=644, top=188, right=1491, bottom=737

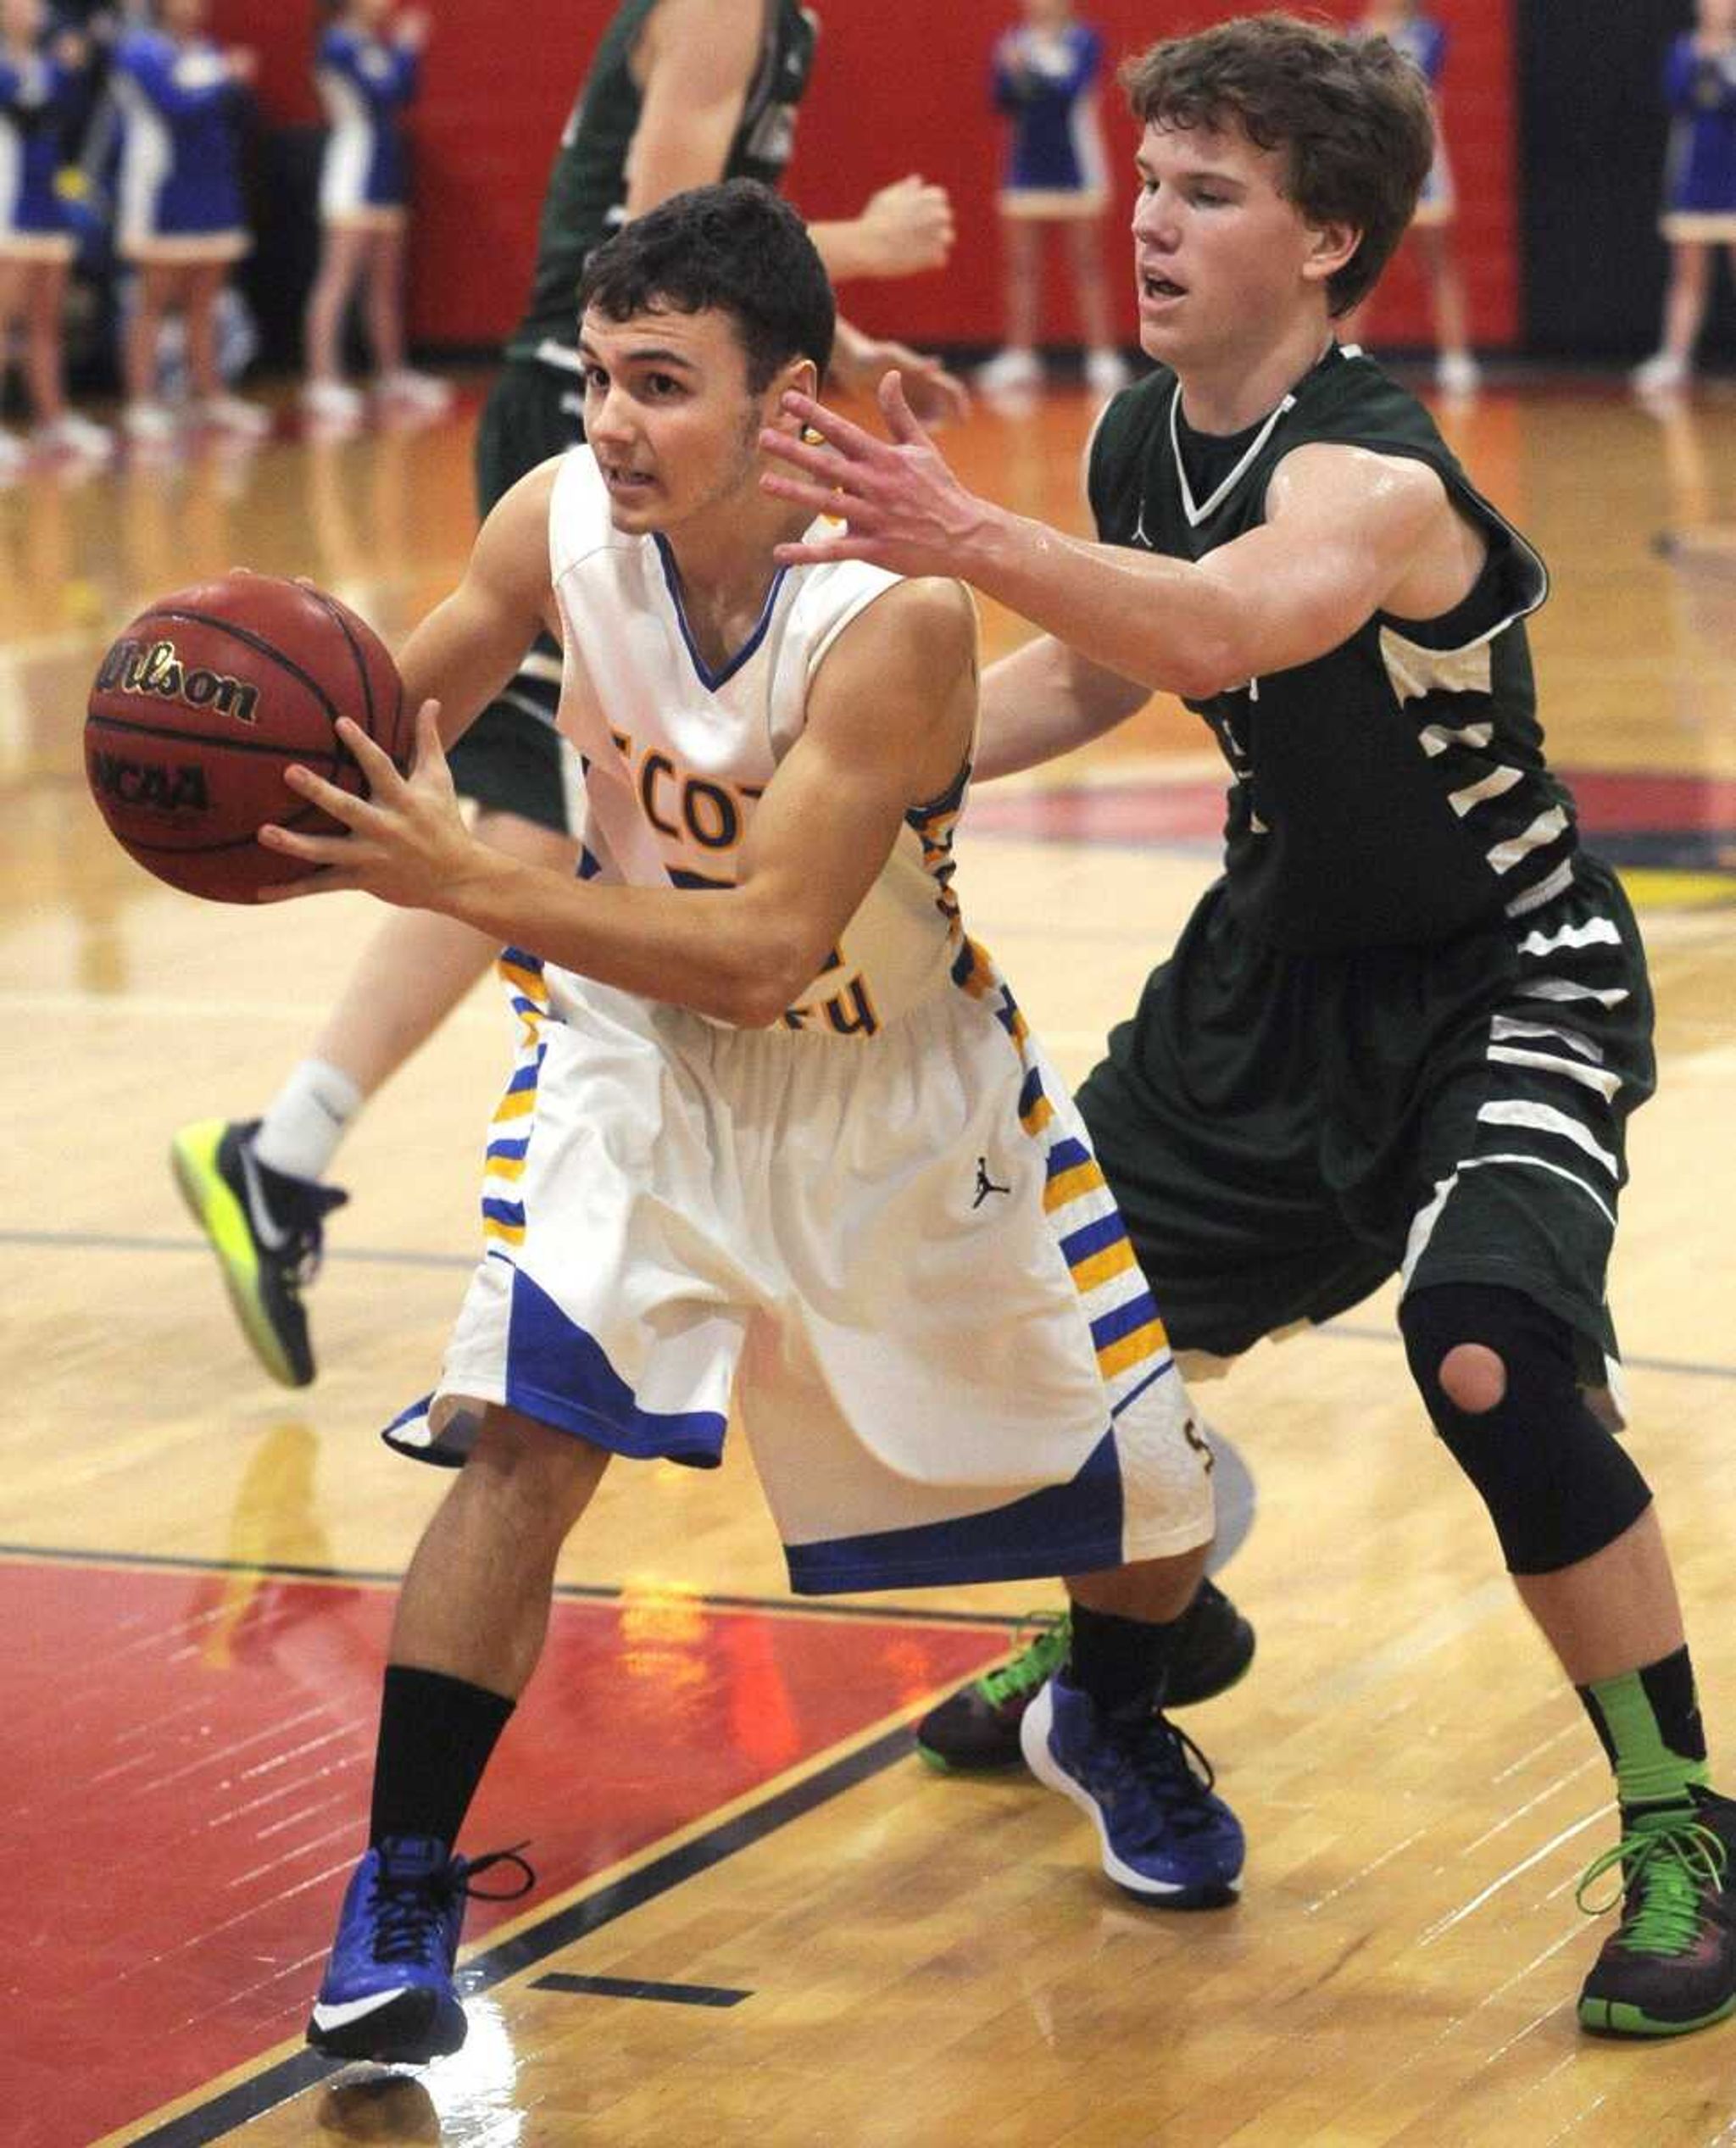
left=1121, top=14, right=1435, bottom=315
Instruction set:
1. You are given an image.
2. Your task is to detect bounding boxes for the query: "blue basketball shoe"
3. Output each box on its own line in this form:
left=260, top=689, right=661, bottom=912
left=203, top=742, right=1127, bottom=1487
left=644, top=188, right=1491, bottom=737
left=1021, top=1675, right=1244, bottom=1908
left=306, top=1835, right=532, bottom=2065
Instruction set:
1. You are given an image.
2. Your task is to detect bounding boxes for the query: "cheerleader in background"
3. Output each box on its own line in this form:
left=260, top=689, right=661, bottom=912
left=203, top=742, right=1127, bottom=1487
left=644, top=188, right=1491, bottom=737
left=0, top=0, right=108, bottom=465
left=1634, top=0, right=1736, bottom=398
left=977, top=0, right=1127, bottom=401
left=302, top=0, right=446, bottom=429
left=111, top=0, right=267, bottom=445
left=1351, top=2, right=1478, bottom=398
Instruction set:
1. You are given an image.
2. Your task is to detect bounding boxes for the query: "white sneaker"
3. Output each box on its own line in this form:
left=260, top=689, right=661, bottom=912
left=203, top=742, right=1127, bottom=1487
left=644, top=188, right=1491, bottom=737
left=976, top=348, right=1042, bottom=395
left=1435, top=350, right=1481, bottom=398
left=0, top=427, right=27, bottom=476
left=1632, top=350, right=1689, bottom=398
left=35, top=412, right=114, bottom=462
left=1084, top=348, right=1131, bottom=397
left=301, top=378, right=365, bottom=425
left=198, top=393, right=272, bottom=438
left=375, top=367, right=452, bottom=413
left=124, top=399, right=178, bottom=444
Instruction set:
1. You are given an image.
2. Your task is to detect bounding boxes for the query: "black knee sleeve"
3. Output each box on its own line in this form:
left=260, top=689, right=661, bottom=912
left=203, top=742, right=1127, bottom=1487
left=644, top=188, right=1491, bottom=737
left=1399, top=1283, right=1651, bottom=1575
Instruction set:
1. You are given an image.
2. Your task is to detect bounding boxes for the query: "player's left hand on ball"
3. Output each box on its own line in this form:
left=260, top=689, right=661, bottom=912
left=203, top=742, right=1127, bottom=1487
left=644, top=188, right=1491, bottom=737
left=257, top=700, right=476, bottom=907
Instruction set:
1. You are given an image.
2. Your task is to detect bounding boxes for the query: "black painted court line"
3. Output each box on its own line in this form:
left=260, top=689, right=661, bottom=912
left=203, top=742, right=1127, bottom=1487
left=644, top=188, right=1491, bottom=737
left=530, top=1972, right=751, bottom=2008
left=122, top=1722, right=913, bottom=2148
left=0, top=1541, right=1031, bottom=1630
left=0, top=1414, right=1255, bottom=1605
left=0, top=1226, right=474, bottom=1270
left=14, top=1222, right=1736, bottom=1387
left=1318, top=1321, right=1736, bottom=1386
left=0, top=1435, right=1254, bottom=1614
left=15, top=1219, right=1736, bottom=1388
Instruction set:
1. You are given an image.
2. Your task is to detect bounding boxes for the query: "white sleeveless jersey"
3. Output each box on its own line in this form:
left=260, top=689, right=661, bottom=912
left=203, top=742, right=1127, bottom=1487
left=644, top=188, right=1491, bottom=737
left=548, top=448, right=970, bottom=1035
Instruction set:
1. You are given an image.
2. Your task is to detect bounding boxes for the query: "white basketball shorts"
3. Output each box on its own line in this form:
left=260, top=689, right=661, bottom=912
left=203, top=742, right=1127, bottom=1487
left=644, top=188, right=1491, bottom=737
left=385, top=944, right=1216, bottom=1594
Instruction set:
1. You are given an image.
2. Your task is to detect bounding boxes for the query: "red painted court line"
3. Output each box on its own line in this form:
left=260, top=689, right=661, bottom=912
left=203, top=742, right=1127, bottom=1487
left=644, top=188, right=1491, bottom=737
left=966, top=780, right=1226, bottom=846
left=964, top=767, right=1736, bottom=852
left=4, top=1560, right=1004, bottom=2148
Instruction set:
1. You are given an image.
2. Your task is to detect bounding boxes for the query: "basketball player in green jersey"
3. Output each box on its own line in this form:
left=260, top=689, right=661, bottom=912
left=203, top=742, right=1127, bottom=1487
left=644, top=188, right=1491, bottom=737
left=763, top=12, right=1736, bottom=2042
left=170, top=0, right=962, bottom=1382
left=467, top=0, right=966, bottom=851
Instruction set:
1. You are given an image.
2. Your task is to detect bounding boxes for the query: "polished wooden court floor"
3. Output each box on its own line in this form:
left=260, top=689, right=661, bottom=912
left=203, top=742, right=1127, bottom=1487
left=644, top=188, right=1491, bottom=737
left=5, top=369, right=1736, bottom=2147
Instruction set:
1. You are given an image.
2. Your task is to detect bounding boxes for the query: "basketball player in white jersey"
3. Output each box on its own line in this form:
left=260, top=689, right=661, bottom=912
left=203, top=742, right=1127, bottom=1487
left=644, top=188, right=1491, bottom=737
left=171, top=0, right=962, bottom=1398
left=260, top=181, right=1240, bottom=2068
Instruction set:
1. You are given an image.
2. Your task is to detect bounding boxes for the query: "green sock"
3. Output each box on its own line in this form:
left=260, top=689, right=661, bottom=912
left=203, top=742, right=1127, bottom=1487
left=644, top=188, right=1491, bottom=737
left=1578, top=1649, right=1709, bottom=1811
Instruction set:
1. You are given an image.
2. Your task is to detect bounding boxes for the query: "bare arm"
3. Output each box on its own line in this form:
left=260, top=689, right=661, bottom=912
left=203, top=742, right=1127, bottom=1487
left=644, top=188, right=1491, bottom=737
left=623, top=4, right=965, bottom=420
left=977, top=635, right=1149, bottom=782
left=810, top=175, right=954, bottom=281
left=392, top=464, right=562, bottom=752
left=621, top=0, right=765, bottom=214
left=761, top=374, right=1482, bottom=704
left=261, top=582, right=978, bottom=1030
left=633, top=0, right=954, bottom=280
left=944, top=445, right=1460, bottom=699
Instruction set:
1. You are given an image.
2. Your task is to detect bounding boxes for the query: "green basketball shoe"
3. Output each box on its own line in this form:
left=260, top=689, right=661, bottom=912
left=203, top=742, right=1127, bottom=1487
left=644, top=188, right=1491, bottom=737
left=1577, top=1789, right=1736, bottom=2038
left=915, top=1579, right=1255, bottom=1772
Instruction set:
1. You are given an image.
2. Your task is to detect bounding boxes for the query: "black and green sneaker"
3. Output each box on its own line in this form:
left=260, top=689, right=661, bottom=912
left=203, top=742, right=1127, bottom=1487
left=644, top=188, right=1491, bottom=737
left=170, top=1118, right=348, bottom=1388
left=1577, top=1789, right=1736, bottom=2038
left=915, top=1579, right=1255, bottom=1773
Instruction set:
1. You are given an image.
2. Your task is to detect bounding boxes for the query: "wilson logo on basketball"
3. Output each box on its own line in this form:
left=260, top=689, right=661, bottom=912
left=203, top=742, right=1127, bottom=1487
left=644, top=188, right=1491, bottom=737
left=86, top=749, right=210, bottom=813
left=95, top=637, right=262, bottom=726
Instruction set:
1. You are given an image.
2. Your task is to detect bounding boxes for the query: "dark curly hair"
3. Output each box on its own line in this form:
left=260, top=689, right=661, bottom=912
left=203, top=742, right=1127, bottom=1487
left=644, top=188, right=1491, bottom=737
left=1121, top=14, right=1436, bottom=315
left=578, top=179, right=835, bottom=394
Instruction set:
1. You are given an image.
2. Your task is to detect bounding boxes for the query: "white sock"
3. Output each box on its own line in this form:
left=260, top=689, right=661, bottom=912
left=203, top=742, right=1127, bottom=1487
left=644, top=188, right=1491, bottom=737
left=253, top=1058, right=364, bottom=1183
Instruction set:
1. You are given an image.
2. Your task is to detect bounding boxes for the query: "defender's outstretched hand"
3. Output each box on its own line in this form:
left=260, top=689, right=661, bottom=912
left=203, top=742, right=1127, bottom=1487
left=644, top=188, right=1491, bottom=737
left=761, top=370, right=989, bottom=575
left=257, top=701, right=493, bottom=910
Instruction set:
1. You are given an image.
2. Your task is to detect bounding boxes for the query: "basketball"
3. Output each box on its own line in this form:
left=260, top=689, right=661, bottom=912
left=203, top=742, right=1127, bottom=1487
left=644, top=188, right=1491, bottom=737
left=84, top=570, right=407, bottom=903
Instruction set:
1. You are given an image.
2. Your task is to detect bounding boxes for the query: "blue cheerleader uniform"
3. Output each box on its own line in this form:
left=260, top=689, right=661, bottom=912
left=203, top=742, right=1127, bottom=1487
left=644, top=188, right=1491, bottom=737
left=1661, top=35, right=1736, bottom=242
left=0, top=46, right=77, bottom=260
left=315, top=25, right=419, bottom=229
left=992, top=20, right=1108, bottom=220
left=111, top=28, right=248, bottom=264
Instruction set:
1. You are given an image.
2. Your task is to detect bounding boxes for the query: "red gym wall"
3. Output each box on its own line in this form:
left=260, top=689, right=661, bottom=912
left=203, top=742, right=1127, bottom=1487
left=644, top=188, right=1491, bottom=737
left=213, top=1, right=1519, bottom=353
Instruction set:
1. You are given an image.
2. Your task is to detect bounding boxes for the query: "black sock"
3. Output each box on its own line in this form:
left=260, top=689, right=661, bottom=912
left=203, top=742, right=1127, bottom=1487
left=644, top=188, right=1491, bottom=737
left=1066, top=1601, right=1185, bottom=1717
left=369, top=1664, right=516, bottom=1850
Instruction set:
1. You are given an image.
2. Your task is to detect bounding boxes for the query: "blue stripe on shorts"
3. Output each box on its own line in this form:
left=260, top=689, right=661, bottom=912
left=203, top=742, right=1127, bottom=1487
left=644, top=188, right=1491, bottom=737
left=782, top=1426, right=1124, bottom=1594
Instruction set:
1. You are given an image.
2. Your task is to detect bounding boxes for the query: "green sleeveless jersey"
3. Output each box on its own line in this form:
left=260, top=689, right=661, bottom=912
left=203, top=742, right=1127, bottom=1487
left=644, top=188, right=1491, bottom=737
left=1088, top=344, right=1572, bottom=951
left=507, top=0, right=819, bottom=367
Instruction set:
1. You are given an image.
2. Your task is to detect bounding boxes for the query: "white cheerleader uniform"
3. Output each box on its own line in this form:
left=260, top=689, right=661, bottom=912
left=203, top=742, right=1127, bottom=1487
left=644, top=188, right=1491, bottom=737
left=386, top=448, right=1216, bottom=1596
